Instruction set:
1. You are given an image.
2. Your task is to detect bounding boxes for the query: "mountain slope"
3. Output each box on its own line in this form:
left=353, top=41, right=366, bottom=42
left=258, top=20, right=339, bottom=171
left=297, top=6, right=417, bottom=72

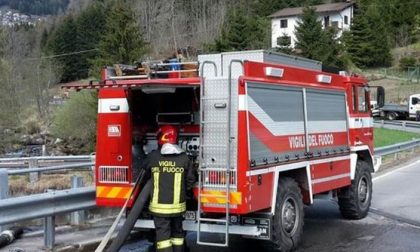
left=0, top=0, right=70, bottom=15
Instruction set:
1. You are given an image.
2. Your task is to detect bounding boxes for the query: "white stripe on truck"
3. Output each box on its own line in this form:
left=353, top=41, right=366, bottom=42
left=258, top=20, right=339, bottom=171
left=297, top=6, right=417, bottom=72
left=246, top=155, right=351, bottom=176
left=348, top=117, right=373, bottom=129
left=238, top=95, right=247, bottom=111
left=98, top=98, right=129, bottom=113
left=247, top=96, right=347, bottom=135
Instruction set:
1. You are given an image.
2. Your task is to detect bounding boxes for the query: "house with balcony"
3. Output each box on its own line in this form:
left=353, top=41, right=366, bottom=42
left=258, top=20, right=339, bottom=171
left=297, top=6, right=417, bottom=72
left=269, top=1, right=354, bottom=48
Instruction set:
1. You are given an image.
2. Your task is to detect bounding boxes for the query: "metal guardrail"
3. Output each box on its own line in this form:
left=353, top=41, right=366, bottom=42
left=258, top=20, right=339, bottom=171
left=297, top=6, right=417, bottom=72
left=0, top=187, right=95, bottom=226
left=7, top=162, right=94, bottom=175
left=0, top=155, right=95, bottom=183
left=0, top=160, right=96, bottom=249
left=374, top=120, right=420, bottom=133
left=374, top=139, right=420, bottom=157
left=0, top=155, right=95, bottom=163
left=0, top=139, right=419, bottom=249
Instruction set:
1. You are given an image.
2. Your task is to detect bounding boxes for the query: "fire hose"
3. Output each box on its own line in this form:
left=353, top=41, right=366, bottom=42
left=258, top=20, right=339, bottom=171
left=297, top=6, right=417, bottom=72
left=95, top=170, right=151, bottom=252
left=0, top=227, right=23, bottom=249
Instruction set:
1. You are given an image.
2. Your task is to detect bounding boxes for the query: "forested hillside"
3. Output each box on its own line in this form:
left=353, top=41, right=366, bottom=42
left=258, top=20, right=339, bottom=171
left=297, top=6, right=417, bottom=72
left=42, top=0, right=419, bottom=82
left=0, top=0, right=418, bottom=155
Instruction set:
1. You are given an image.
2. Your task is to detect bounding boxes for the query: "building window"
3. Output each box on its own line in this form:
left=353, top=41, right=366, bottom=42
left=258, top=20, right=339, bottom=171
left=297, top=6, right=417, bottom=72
left=331, top=21, right=339, bottom=28
left=280, top=19, right=288, bottom=28
left=344, top=15, right=349, bottom=25
left=324, top=16, right=330, bottom=28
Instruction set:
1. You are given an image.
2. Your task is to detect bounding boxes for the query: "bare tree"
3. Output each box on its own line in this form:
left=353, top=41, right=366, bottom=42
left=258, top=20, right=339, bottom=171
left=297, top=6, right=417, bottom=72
left=395, top=24, right=411, bottom=48
left=133, top=0, right=228, bottom=58
left=0, top=25, right=60, bottom=127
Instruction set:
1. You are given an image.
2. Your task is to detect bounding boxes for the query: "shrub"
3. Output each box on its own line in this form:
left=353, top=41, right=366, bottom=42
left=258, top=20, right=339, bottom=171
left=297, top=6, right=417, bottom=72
left=51, top=91, right=98, bottom=152
left=24, top=119, right=41, bottom=135
left=399, top=56, right=417, bottom=69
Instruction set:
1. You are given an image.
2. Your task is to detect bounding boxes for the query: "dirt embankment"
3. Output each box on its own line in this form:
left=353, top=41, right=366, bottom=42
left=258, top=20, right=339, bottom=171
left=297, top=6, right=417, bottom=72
left=368, top=77, right=418, bottom=104
left=8, top=171, right=94, bottom=197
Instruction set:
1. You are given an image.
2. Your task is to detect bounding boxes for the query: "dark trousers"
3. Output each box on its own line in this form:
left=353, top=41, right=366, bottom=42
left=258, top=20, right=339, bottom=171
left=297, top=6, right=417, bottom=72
left=154, top=216, right=184, bottom=252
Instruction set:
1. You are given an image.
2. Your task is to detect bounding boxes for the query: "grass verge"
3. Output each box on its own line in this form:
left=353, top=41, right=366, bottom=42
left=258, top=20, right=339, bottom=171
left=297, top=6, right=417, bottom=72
left=374, top=127, right=420, bottom=148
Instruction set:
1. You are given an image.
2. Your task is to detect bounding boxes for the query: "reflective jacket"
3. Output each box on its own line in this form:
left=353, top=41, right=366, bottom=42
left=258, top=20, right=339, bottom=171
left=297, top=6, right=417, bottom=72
left=144, top=146, right=195, bottom=217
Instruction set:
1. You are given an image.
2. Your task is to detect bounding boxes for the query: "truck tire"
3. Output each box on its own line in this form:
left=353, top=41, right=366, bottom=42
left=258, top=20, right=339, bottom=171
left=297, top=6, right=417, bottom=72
left=416, top=111, right=420, bottom=122
left=386, top=112, right=397, bottom=120
left=268, top=177, right=304, bottom=252
left=338, top=160, right=372, bottom=220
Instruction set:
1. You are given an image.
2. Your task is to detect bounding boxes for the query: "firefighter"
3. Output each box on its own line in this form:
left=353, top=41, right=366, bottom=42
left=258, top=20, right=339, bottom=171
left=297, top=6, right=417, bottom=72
left=143, top=125, right=195, bottom=252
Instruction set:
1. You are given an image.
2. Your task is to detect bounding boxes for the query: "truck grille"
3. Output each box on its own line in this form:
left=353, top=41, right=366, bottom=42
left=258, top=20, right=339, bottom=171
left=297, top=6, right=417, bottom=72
left=99, top=166, right=129, bottom=184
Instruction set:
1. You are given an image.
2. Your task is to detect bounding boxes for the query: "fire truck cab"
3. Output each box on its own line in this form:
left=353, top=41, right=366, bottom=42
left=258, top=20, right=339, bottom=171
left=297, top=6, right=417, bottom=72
left=66, top=50, right=384, bottom=251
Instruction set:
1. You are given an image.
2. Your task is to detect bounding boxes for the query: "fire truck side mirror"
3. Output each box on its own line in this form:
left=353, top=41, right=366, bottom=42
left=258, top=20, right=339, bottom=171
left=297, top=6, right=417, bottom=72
left=376, top=86, right=385, bottom=108
left=369, top=85, right=385, bottom=108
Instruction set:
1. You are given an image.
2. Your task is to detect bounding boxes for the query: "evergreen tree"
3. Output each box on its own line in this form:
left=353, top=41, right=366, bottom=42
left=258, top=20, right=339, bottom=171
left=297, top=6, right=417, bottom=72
left=322, top=27, right=344, bottom=68
left=48, top=15, right=80, bottom=82
left=294, top=6, right=323, bottom=59
left=248, top=16, right=271, bottom=49
left=92, top=0, right=146, bottom=68
left=294, top=6, right=342, bottom=67
left=342, top=10, right=372, bottom=68
left=209, top=8, right=250, bottom=52
left=207, top=6, right=270, bottom=52
left=344, top=5, right=392, bottom=68
left=75, top=2, right=106, bottom=78
left=374, top=0, right=420, bottom=46
left=252, top=0, right=288, bottom=17
left=365, top=5, right=392, bottom=67
left=47, top=2, right=107, bottom=82
left=276, top=33, right=293, bottom=54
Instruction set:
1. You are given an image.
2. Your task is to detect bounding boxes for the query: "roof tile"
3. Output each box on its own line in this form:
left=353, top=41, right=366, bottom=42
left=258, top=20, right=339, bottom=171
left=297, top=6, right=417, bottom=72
left=269, top=1, right=355, bottom=18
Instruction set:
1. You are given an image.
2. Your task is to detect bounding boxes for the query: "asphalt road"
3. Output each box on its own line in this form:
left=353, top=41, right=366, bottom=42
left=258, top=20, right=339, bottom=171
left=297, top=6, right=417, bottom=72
left=121, top=158, right=420, bottom=252
left=3, top=158, right=420, bottom=252
left=297, top=158, right=420, bottom=252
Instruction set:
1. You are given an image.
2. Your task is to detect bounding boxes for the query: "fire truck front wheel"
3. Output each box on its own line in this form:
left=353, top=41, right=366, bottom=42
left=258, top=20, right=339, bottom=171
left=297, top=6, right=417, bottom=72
left=338, top=160, right=372, bottom=220
left=269, top=177, right=304, bottom=252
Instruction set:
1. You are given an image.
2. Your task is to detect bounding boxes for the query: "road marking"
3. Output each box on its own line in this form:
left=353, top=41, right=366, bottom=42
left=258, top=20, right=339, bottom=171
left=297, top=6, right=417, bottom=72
left=373, top=159, right=420, bottom=182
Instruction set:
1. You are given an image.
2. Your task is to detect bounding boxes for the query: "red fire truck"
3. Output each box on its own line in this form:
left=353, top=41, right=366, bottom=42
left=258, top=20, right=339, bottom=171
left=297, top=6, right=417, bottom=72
left=66, top=50, right=384, bottom=251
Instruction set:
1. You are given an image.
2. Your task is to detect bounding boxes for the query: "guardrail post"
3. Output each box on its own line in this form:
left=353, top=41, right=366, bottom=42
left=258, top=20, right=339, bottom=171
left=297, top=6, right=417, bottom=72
left=90, top=154, right=96, bottom=181
left=381, top=120, right=384, bottom=128
left=70, top=176, right=85, bottom=225
left=411, top=138, right=417, bottom=154
left=0, top=170, right=8, bottom=232
left=44, top=216, right=55, bottom=249
left=42, top=145, right=47, bottom=156
left=402, top=121, right=406, bottom=128
left=29, top=159, right=39, bottom=183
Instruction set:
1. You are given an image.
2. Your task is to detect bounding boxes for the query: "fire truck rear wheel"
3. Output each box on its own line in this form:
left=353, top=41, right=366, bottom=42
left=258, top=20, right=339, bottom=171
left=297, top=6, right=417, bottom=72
left=338, top=160, right=372, bottom=220
left=269, top=177, right=304, bottom=252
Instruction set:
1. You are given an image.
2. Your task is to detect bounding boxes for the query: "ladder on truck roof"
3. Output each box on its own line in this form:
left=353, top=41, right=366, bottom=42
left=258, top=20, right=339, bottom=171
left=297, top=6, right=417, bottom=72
left=197, top=60, right=243, bottom=247
left=60, top=61, right=200, bottom=91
